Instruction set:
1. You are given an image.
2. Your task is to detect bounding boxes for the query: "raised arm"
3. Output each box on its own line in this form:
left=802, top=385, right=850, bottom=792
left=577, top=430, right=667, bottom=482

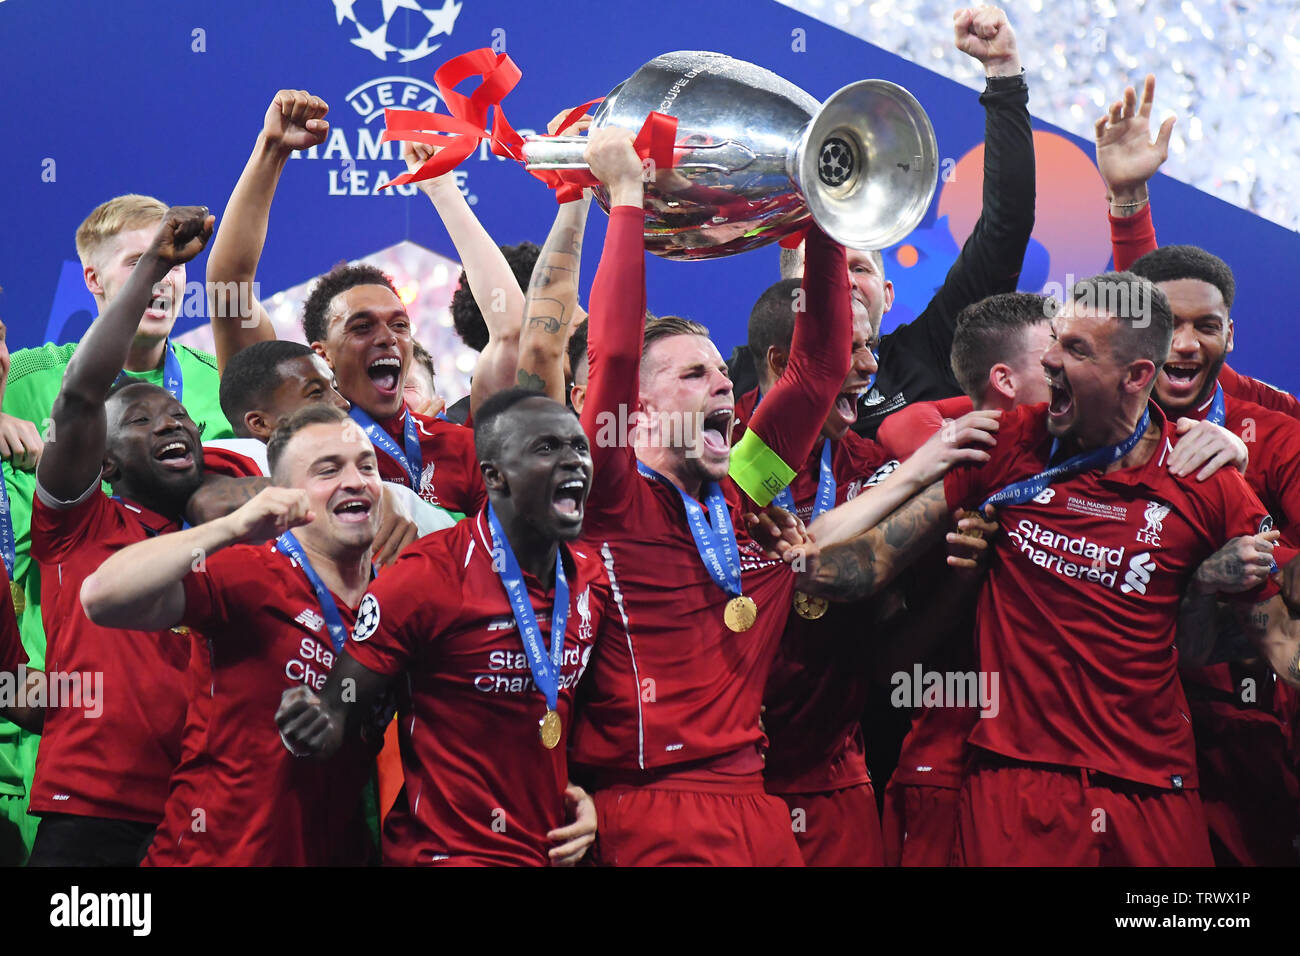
left=516, top=110, right=596, bottom=402
left=208, top=90, right=329, bottom=372
left=577, top=129, right=648, bottom=507
left=398, top=140, right=529, bottom=418
left=80, top=486, right=312, bottom=630
left=735, top=226, right=852, bottom=506
left=903, top=6, right=1034, bottom=367
left=1095, top=73, right=1172, bottom=269
left=37, top=207, right=213, bottom=502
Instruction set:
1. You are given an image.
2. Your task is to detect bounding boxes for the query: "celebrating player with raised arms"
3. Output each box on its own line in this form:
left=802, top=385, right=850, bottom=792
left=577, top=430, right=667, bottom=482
left=206, top=90, right=484, bottom=516
left=275, top=389, right=606, bottom=866
left=25, top=207, right=215, bottom=866
left=81, top=404, right=384, bottom=865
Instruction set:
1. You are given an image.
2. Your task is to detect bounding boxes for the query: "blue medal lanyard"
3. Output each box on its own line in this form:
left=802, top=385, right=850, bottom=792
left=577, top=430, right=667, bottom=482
left=113, top=341, right=184, bottom=402
left=636, top=462, right=744, bottom=600
left=485, top=505, right=569, bottom=714
left=275, top=530, right=374, bottom=654
left=752, top=389, right=836, bottom=518
left=349, top=407, right=423, bottom=491
left=980, top=407, right=1151, bottom=511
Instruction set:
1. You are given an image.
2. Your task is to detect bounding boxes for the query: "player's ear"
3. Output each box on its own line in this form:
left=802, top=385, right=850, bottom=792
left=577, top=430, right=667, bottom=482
left=84, top=262, right=104, bottom=297
left=988, top=363, right=1014, bottom=402
left=882, top=279, right=895, bottom=314
left=765, top=345, right=789, bottom=383
left=245, top=410, right=272, bottom=442
left=569, top=383, right=586, bottom=416
left=1225, top=318, right=1234, bottom=355
left=1126, top=358, right=1158, bottom=394
left=310, top=342, right=334, bottom=370
left=480, top=460, right=507, bottom=494
left=100, top=454, right=120, bottom=485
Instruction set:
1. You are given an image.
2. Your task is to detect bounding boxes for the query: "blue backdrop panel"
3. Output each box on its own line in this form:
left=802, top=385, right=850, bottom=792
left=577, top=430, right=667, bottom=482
left=1, top=0, right=1294, bottom=391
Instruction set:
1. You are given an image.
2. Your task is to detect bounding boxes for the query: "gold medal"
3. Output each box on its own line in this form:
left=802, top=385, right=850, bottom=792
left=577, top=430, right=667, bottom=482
left=9, top=581, right=24, bottom=617
left=539, top=709, right=562, bottom=750
left=724, top=595, right=758, bottom=633
left=793, top=590, right=828, bottom=621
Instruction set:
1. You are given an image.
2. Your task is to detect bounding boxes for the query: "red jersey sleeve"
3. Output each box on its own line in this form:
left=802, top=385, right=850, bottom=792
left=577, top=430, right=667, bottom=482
left=1220, top=364, right=1300, bottom=421
left=345, top=542, right=457, bottom=677
left=1110, top=204, right=1157, bottom=272
left=30, top=485, right=107, bottom=565
left=580, top=205, right=648, bottom=523
left=878, top=396, right=974, bottom=461
left=746, top=226, right=853, bottom=469
left=179, top=547, right=256, bottom=633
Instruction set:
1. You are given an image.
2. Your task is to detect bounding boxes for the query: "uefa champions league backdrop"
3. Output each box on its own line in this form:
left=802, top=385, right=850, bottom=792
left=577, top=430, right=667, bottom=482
left=1, top=0, right=1297, bottom=393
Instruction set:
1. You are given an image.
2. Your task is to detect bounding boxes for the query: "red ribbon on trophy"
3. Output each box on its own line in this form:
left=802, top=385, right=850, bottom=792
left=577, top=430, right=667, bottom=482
left=379, top=48, right=678, bottom=204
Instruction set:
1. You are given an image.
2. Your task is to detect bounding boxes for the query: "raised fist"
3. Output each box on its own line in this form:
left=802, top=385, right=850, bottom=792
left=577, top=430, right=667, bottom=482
left=148, top=205, right=215, bottom=267
left=583, top=127, right=642, bottom=191
left=264, top=89, right=330, bottom=153
left=953, top=6, right=1020, bottom=76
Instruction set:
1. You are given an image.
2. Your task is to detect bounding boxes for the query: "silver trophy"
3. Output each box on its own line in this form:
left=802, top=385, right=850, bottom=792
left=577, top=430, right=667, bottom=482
left=522, top=50, right=939, bottom=259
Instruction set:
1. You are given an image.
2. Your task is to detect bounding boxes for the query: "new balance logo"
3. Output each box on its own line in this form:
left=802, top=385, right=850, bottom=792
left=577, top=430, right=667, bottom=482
left=1033, top=487, right=1055, bottom=505
left=294, top=609, right=325, bottom=632
left=1120, top=551, right=1157, bottom=594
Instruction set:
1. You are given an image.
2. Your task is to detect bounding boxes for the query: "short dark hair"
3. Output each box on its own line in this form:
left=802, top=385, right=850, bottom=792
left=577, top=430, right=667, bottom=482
left=642, top=315, right=711, bottom=373
left=302, top=263, right=399, bottom=345
left=220, top=340, right=318, bottom=438
left=747, top=278, right=803, bottom=374
left=1128, top=244, right=1236, bottom=310
left=266, top=403, right=351, bottom=481
left=950, top=293, right=1051, bottom=401
left=474, top=385, right=566, bottom=463
left=411, top=340, right=436, bottom=384
left=567, top=319, right=589, bottom=386
left=450, top=241, right=540, bottom=352
left=1067, top=271, right=1174, bottom=369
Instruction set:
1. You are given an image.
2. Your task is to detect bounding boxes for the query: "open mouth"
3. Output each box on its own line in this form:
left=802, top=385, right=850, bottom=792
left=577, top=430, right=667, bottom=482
left=367, top=357, right=402, bottom=397
left=1160, top=363, right=1202, bottom=395
left=332, top=496, right=374, bottom=524
left=153, top=439, right=194, bottom=471
left=144, top=295, right=173, bottom=320
left=553, top=479, right=587, bottom=520
left=834, top=386, right=866, bottom=425
left=1047, top=377, right=1073, bottom=418
left=700, top=408, right=734, bottom=456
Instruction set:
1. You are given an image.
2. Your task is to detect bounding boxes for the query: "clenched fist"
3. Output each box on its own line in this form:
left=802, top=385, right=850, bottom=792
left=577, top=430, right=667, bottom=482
left=264, top=89, right=330, bottom=153
left=147, top=206, right=215, bottom=267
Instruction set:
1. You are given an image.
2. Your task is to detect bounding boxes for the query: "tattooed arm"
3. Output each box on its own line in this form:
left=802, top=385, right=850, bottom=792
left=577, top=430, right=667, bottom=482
left=185, top=475, right=272, bottom=526
left=515, top=195, right=591, bottom=401
left=1242, top=594, right=1300, bottom=690
left=1178, top=530, right=1282, bottom=664
left=797, top=481, right=951, bottom=602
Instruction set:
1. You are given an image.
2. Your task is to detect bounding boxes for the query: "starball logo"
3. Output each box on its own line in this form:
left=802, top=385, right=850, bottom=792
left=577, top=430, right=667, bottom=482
left=330, top=0, right=463, bottom=63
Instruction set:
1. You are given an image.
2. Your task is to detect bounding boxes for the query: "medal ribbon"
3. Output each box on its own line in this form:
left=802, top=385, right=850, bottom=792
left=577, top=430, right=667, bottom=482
left=754, top=389, right=837, bottom=518
left=636, top=462, right=744, bottom=600
left=113, top=340, right=184, bottom=402
left=980, top=407, right=1150, bottom=511
left=486, top=505, right=568, bottom=713
left=1201, top=384, right=1277, bottom=572
left=274, top=530, right=349, bottom=654
left=0, top=477, right=15, bottom=577
left=348, top=407, right=423, bottom=491
left=377, top=48, right=680, bottom=204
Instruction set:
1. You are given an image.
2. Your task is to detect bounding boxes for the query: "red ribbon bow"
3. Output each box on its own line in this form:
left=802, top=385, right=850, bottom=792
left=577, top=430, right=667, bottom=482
left=380, top=48, right=678, bottom=204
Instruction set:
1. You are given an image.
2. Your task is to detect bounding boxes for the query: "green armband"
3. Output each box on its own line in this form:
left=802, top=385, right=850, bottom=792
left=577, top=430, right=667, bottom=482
left=729, top=429, right=798, bottom=507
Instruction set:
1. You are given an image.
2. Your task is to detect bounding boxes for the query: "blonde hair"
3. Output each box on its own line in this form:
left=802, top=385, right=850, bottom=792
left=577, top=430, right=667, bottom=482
left=75, top=194, right=168, bottom=268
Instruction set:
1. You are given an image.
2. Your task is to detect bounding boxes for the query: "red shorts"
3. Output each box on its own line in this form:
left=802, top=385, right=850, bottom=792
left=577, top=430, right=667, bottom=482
left=777, top=783, right=882, bottom=866
left=590, top=750, right=802, bottom=867
left=952, top=753, right=1213, bottom=867
left=881, top=778, right=959, bottom=867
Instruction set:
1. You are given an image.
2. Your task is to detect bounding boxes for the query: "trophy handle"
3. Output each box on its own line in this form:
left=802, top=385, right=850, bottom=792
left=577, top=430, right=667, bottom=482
left=523, top=136, right=757, bottom=176
left=521, top=136, right=590, bottom=170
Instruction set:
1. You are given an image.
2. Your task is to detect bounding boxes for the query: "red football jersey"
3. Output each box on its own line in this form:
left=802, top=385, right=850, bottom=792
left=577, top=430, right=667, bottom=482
left=944, top=402, right=1279, bottom=788
left=144, top=543, right=373, bottom=866
left=733, top=386, right=891, bottom=793
left=344, top=512, right=611, bottom=866
left=30, top=489, right=190, bottom=823
left=876, top=395, right=974, bottom=462
left=373, top=408, right=485, bottom=515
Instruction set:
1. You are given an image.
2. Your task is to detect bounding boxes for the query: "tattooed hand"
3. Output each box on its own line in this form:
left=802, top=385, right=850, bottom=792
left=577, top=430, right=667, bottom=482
left=1194, top=529, right=1279, bottom=595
